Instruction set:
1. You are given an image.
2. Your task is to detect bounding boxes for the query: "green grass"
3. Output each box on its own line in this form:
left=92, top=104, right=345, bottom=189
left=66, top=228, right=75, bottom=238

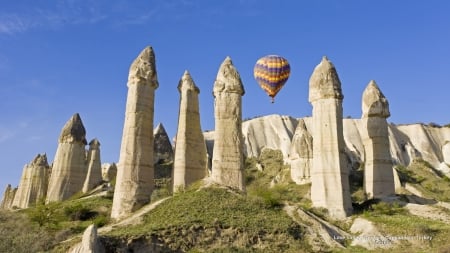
left=396, top=159, right=450, bottom=202
left=105, top=186, right=309, bottom=252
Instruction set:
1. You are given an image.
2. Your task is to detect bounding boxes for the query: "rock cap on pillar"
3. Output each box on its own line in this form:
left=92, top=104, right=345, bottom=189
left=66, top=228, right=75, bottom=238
left=128, top=46, right=159, bottom=88
left=59, top=113, right=87, bottom=145
left=362, top=80, right=390, bottom=118
left=309, top=56, right=343, bottom=102
left=213, top=57, right=245, bottom=96
left=178, top=70, right=200, bottom=93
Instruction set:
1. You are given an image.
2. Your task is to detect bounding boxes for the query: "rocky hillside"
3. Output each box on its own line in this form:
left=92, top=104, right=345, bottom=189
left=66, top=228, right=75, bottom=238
left=205, top=114, right=450, bottom=176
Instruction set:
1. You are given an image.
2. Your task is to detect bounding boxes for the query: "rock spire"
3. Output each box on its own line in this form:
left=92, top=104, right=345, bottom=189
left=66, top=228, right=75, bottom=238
left=173, top=71, right=208, bottom=192
left=308, top=56, right=353, bottom=219
left=153, top=123, right=174, bottom=165
left=46, top=113, right=87, bottom=203
left=289, top=119, right=313, bottom=185
left=111, top=46, right=159, bottom=219
left=361, top=80, right=395, bottom=199
left=211, top=57, right=245, bottom=191
left=82, top=139, right=103, bottom=193
left=0, top=184, right=17, bottom=209
left=12, top=154, right=50, bottom=208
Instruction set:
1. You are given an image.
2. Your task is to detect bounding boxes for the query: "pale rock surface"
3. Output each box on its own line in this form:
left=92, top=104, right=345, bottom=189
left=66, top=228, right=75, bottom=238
left=442, top=141, right=450, bottom=164
left=12, top=154, right=50, bottom=208
left=46, top=113, right=87, bottom=203
left=350, top=217, right=392, bottom=249
left=205, top=116, right=450, bottom=179
left=82, top=139, right=103, bottom=193
left=111, top=46, right=158, bottom=219
left=173, top=71, right=208, bottom=191
left=243, top=114, right=298, bottom=159
left=393, top=168, right=402, bottom=191
left=361, top=81, right=395, bottom=199
left=308, top=56, right=352, bottom=219
left=69, top=224, right=104, bottom=253
left=289, top=118, right=313, bottom=184
left=211, top=57, right=245, bottom=191
left=101, top=163, right=117, bottom=182
left=0, top=184, right=17, bottom=209
left=153, top=123, right=174, bottom=164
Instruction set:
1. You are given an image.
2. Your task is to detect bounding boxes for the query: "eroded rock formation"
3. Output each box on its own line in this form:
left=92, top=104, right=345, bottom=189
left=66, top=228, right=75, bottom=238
left=46, top=113, right=87, bottom=203
left=308, top=56, right=352, bottom=219
left=102, top=163, right=117, bottom=182
left=289, top=119, right=313, bottom=185
left=82, top=139, right=103, bottom=193
left=153, top=123, right=174, bottom=165
left=111, top=46, right=159, bottom=219
left=173, top=71, right=208, bottom=192
left=69, top=224, right=104, bottom=253
left=12, top=154, right=50, bottom=208
left=211, top=57, right=245, bottom=191
left=361, top=80, right=395, bottom=199
left=0, top=184, right=17, bottom=209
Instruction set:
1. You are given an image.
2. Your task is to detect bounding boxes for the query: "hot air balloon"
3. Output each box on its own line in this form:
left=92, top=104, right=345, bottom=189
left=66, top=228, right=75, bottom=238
left=254, top=55, right=290, bottom=103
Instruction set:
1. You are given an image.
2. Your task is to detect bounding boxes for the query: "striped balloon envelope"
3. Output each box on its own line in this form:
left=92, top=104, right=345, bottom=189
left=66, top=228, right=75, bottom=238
left=254, top=55, right=290, bottom=103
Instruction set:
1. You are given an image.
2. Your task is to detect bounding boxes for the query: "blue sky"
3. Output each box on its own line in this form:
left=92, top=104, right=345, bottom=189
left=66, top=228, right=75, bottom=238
left=1, top=0, right=449, bottom=197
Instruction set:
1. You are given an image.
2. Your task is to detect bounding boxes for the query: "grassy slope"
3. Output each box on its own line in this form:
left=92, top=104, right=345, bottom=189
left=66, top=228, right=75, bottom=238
left=1, top=149, right=450, bottom=252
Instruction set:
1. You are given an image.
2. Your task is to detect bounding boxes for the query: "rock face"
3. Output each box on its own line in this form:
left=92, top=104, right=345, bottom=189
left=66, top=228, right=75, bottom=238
left=361, top=81, right=395, bottom=199
left=111, top=46, right=159, bottom=219
left=46, top=113, right=87, bottom=203
left=153, top=123, right=174, bottom=164
left=205, top=116, right=450, bottom=173
left=0, top=184, right=17, bottom=209
left=443, top=141, right=450, bottom=165
left=308, top=57, right=352, bottom=219
left=289, top=119, right=313, bottom=185
left=69, top=224, right=104, bottom=253
left=173, top=71, right=208, bottom=192
left=243, top=114, right=298, bottom=160
left=82, top=139, right=103, bottom=193
left=11, top=154, right=50, bottom=208
left=211, top=57, right=245, bottom=191
left=102, top=163, right=117, bottom=182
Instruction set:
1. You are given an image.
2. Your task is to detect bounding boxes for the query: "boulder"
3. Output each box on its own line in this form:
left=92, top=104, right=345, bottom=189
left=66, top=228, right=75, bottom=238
left=69, top=224, right=104, bottom=253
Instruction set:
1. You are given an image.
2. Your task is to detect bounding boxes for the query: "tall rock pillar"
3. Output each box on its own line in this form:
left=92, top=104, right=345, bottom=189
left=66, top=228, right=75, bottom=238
left=111, top=46, right=159, bottom=219
left=46, top=113, right=87, bottom=203
left=173, top=71, right=208, bottom=192
left=308, top=56, right=352, bottom=219
left=12, top=154, right=50, bottom=208
left=211, top=57, right=245, bottom=191
left=82, top=139, right=103, bottom=193
left=361, top=80, right=395, bottom=199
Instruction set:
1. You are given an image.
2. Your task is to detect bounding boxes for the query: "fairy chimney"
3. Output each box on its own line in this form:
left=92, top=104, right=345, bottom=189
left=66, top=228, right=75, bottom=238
left=111, top=46, right=159, bottom=219
left=172, top=71, right=208, bottom=192
left=308, top=56, right=353, bottom=219
left=211, top=57, right=245, bottom=191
